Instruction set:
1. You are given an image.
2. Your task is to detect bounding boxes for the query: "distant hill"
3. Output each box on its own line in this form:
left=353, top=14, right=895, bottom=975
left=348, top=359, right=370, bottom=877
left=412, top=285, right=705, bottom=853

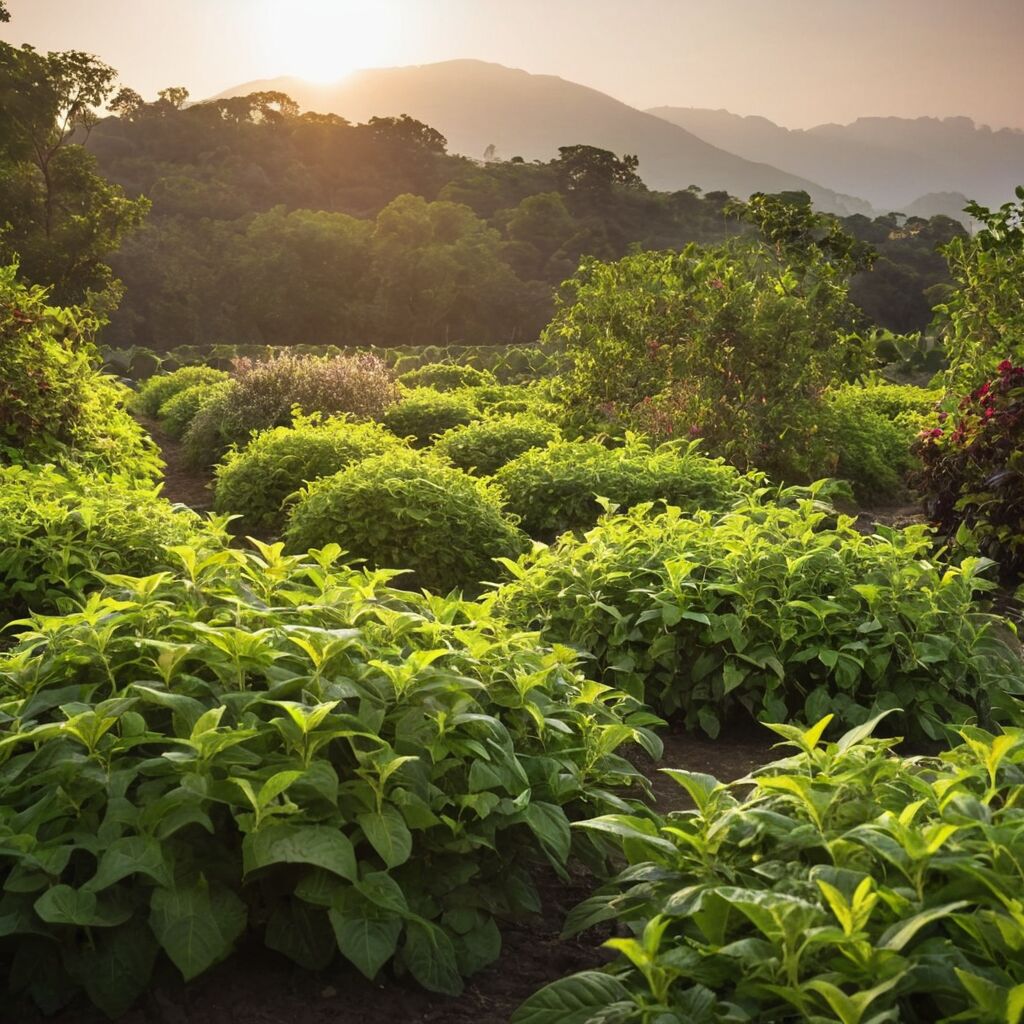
left=647, top=107, right=1024, bottom=216
left=212, top=60, right=870, bottom=216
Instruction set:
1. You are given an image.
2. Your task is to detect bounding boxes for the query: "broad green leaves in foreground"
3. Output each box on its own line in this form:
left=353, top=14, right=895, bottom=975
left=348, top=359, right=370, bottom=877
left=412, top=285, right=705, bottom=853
left=0, top=541, right=661, bottom=1016
left=517, top=716, right=1024, bottom=1024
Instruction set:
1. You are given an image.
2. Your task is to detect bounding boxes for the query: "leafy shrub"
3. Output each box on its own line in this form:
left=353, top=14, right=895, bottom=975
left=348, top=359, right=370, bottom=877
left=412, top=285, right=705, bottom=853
left=517, top=716, right=1024, bottom=1024
left=918, top=360, right=1024, bottom=575
left=465, top=381, right=558, bottom=417
left=285, top=451, right=527, bottom=593
left=494, top=437, right=750, bottom=539
left=156, top=382, right=216, bottom=440
left=397, top=362, right=496, bottom=391
left=131, top=365, right=229, bottom=417
left=433, top=414, right=561, bottom=476
left=381, top=387, right=481, bottom=446
left=820, top=382, right=939, bottom=500
left=0, top=263, right=159, bottom=480
left=551, top=197, right=873, bottom=479
left=0, top=545, right=660, bottom=1016
left=0, top=464, right=206, bottom=619
left=495, top=495, right=1024, bottom=738
left=182, top=352, right=398, bottom=467
left=180, top=381, right=235, bottom=468
left=214, top=415, right=409, bottom=533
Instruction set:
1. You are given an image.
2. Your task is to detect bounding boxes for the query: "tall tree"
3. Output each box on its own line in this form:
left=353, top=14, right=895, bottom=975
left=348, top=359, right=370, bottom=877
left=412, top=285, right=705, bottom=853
left=0, top=44, right=149, bottom=301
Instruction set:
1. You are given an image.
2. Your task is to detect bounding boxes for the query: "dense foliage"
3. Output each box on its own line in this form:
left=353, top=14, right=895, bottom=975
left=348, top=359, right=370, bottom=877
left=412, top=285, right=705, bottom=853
left=496, top=495, right=1024, bottom=737
left=0, top=464, right=205, bottom=617
left=494, top=437, right=750, bottom=540
left=516, top=716, right=1024, bottom=1024
left=0, top=263, right=159, bottom=479
left=0, top=543, right=661, bottom=1016
left=551, top=197, right=873, bottom=479
left=820, top=382, right=939, bottom=501
left=919, top=360, right=1024, bottom=575
left=381, top=387, right=481, bottom=446
left=936, top=188, right=1024, bottom=393
left=214, top=415, right=409, bottom=533
left=397, top=362, right=497, bottom=391
left=131, top=364, right=229, bottom=417
left=285, top=451, right=527, bottom=593
left=433, top=414, right=562, bottom=477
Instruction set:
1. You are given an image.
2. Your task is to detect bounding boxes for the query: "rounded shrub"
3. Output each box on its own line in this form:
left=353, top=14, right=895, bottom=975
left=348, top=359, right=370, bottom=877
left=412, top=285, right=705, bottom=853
left=496, top=492, right=1024, bottom=739
left=131, top=365, right=229, bottom=417
left=285, top=450, right=527, bottom=593
left=494, top=436, right=750, bottom=539
left=157, top=382, right=217, bottom=440
left=0, top=464, right=207, bottom=618
left=381, top=387, right=481, bottom=446
left=397, top=361, right=496, bottom=391
left=433, top=414, right=562, bottom=476
left=213, top=415, right=408, bottom=533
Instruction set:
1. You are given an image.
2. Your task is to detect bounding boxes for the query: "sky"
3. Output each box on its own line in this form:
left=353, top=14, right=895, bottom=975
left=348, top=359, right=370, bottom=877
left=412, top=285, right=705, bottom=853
left=4, top=0, right=1024, bottom=130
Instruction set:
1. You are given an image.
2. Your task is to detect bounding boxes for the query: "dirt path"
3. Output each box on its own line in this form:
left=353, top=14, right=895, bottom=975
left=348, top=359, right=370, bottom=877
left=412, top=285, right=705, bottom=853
left=139, top=416, right=214, bottom=510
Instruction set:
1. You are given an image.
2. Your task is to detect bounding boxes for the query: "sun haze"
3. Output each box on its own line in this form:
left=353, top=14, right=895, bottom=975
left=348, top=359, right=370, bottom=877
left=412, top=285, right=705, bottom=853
left=3, top=0, right=1024, bottom=129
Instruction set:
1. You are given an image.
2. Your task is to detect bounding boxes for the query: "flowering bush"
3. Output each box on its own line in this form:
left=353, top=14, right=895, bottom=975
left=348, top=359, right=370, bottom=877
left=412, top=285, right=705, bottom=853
left=181, top=353, right=398, bottom=466
left=918, top=359, right=1024, bottom=575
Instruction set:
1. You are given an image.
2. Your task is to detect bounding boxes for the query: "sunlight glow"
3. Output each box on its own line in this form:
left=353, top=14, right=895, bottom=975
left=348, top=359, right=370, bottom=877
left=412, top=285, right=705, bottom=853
left=255, top=0, right=402, bottom=84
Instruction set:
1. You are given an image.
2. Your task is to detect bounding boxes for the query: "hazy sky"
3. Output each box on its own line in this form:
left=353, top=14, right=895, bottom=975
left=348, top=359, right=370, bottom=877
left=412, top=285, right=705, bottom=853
left=5, top=0, right=1023, bottom=129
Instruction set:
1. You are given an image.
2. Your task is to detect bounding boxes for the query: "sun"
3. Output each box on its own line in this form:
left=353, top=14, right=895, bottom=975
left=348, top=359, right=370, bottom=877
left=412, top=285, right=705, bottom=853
left=255, top=0, right=402, bottom=84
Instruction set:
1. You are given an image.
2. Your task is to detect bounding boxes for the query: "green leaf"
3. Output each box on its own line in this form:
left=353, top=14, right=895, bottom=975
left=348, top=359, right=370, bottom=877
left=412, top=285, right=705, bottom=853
left=401, top=920, right=463, bottom=996
left=330, top=907, right=402, bottom=980
left=149, top=878, right=246, bottom=980
left=73, top=918, right=158, bottom=1018
left=511, top=970, right=632, bottom=1024
left=84, top=836, right=172, bottom=892
left=243, top=824, right=357, bottom=880
left=265, top=899, right=334, bottom=971
left=357, top=804, right=413, bottom=869
left=524, top=801, right=572, bottom=864
left=34, top=885, right=130, bottom=928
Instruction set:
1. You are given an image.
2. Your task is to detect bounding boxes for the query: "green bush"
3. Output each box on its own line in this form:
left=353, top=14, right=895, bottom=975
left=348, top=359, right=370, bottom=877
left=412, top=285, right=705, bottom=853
left=518, top=717, right=1024, bottom=1024
left=820, top=382, right=939, bottom=500
left=465, top=381, right=559, bottom=417
left=397, top=362, right=496, bottom=391
left=0, top=263, right=159, bottom=480
left=381, top=387, right=481, bottom=446
left=494, top=437, right=750, bottom=539
left=0, top=545, right=659, bottom=1016
left=131, top=365, right=229, bottom=417
left=0, top=464, right=207, bottom=619
left=285, top=451, right=527, bottom=593
left=180, top=382, right=235, bottom=468
left=495, top=493, right=1024, bottom=738
left=156, top=382, right=216, bottom=440
left=214, top=415, right=408, bottom=533
left=433, top=414, right=561, bottom=476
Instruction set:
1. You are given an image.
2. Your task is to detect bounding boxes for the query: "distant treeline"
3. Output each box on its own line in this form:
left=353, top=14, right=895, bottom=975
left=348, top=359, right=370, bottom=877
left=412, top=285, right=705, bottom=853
left=6, top=77, right=966, bottom=347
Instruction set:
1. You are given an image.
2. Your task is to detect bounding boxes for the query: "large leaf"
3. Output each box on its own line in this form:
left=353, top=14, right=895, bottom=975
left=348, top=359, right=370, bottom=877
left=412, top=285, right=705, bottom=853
left=265, top=899, right=334, bottom=971
left=511, top=971, right=632, bottom=1024
left=524, top=801, right=572, bottom=864
left=330, top=907, right=403, bottom=980
left=357, top=804, right=413, bottom=869
left=149, top=878, right=246, bottom=980
left=73, top=918, right=159, bottom=1018
left=243, top=823, right=357, bottom=880
left=401, top=920, right=463, bottom=996
left=84, top=835, right=172, bottom=892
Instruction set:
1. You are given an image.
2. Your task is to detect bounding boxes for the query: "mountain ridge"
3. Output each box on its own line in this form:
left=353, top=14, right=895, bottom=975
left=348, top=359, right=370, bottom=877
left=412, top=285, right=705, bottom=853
left=209, top=60, right=872, bottom=216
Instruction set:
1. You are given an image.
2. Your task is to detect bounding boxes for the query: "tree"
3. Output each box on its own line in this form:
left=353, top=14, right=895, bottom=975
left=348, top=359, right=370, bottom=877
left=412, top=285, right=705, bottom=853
left=553, top=145, right=643, bottom=198
left=0, top=44, right=149, bottom=300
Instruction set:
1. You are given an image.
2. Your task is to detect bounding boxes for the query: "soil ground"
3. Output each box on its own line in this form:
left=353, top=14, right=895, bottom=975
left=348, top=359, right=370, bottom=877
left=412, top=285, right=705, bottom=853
left=139, top=415, right=214, bottom=511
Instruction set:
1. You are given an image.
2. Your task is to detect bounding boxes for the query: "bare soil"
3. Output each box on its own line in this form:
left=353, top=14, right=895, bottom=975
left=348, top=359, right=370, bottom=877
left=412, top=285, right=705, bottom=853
left=139, top=415, right=214, bottom=510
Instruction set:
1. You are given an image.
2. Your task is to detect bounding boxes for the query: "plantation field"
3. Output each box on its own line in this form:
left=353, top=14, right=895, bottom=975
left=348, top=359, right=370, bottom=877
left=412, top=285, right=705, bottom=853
left=3, top=191, right=1023, bottom=1024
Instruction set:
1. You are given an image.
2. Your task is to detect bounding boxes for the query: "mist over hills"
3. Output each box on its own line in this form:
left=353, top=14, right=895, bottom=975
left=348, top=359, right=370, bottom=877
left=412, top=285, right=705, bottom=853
left=213, top=60, right=871, bottom=216
left=647, top=107, right=1023, bottom=214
